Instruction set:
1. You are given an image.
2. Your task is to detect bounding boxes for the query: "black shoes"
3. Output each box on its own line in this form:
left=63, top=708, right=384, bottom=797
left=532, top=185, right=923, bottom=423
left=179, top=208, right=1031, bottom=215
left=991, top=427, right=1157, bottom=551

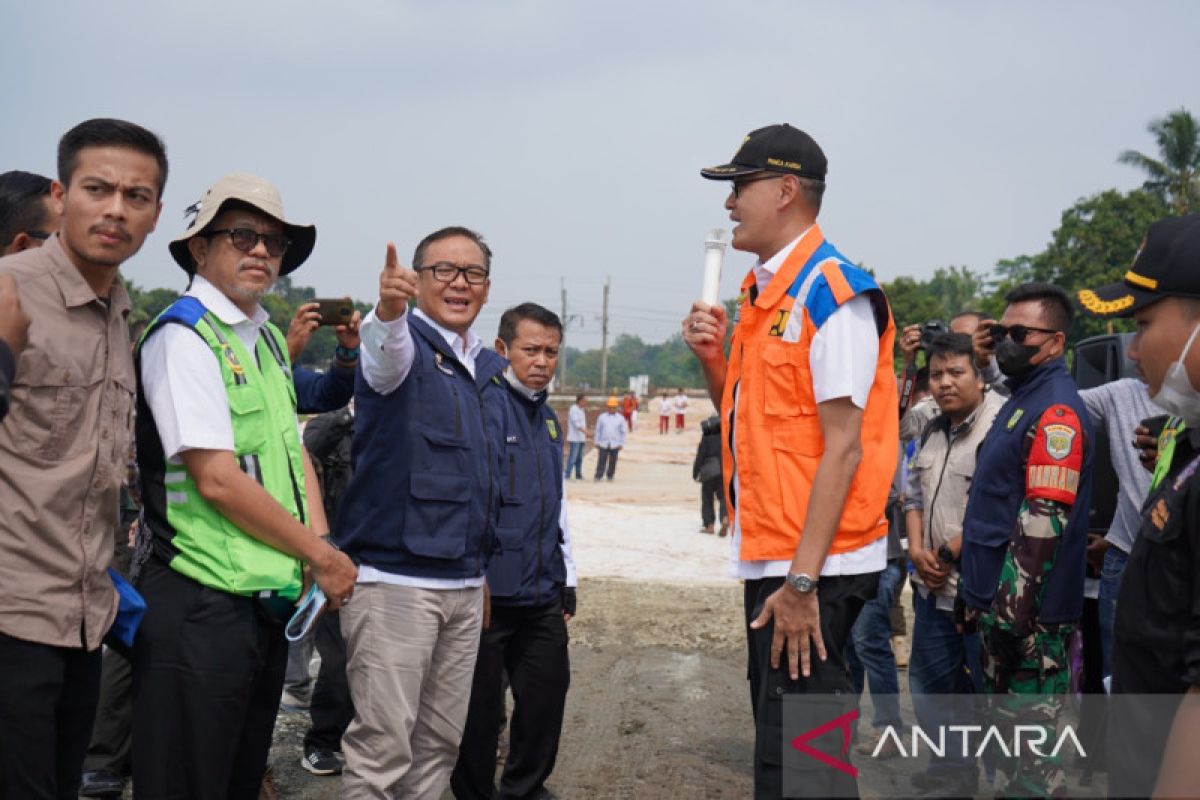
left=300, top=748, right=343, bottom=776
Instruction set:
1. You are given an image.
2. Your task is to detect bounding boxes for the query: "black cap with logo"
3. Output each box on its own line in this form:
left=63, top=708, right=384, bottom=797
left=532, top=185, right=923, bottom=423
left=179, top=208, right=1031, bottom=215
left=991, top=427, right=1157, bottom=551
left=701, top=123, right=827, bottom=181
left=1078, top=214, right=1200, bottom=318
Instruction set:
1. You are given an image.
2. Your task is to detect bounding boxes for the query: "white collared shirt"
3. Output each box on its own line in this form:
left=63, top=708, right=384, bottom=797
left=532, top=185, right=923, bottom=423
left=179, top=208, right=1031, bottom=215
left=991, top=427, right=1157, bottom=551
left=359, top=306, right=485, bottom=395
left=729, top=228, right=887, bottom=579
left=140, top=275, right=274, bottom=461
left=593, top=411, right=628, bottom=448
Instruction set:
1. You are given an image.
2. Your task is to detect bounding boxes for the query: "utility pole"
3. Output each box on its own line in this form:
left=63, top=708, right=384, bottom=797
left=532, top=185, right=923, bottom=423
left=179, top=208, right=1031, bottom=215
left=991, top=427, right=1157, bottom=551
left=559, top=278, right=568, bottom=388
left=600, top=276, right=610, bottom=392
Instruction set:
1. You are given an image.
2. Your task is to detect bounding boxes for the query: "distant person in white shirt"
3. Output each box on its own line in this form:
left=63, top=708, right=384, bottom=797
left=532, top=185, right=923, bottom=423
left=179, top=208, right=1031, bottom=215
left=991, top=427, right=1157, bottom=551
left=564, top=394, right=589, bottom=480
left=657, top=391, right=671, bottom=435
left=673, top=388, right=689, bottom=432
left=593, top=397, right=629, bottom=481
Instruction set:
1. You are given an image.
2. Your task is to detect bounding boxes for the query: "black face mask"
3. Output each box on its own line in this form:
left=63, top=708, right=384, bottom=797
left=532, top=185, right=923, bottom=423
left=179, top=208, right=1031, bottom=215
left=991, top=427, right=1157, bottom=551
left=995, top=339, right=1040, bottom=379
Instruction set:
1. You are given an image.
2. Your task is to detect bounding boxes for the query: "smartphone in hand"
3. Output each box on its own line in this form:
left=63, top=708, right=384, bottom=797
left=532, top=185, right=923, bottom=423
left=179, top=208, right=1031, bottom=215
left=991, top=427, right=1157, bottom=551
left=315, top=298, right=353, bottom=327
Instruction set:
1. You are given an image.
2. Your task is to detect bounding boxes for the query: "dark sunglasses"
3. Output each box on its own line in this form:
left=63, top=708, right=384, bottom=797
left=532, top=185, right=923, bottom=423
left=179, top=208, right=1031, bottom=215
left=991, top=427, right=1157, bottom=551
left=24, top=231, right=51, bottom=241
left=730, top=173, right=786, bottom=198
left=989, top=323, right=1058, bottom=345
left=203, top=228, right=291, bottom=257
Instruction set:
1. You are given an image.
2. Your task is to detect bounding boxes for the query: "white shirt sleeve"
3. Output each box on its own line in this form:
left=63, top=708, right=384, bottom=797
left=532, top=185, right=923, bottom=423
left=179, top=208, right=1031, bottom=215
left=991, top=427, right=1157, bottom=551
left=809, top=294, right=879, bottom=409
left=559, top=494, right=577, bottom=587
left=359, top=307, right=415, bottom=395
left=140, top=324, right=234, bottom=459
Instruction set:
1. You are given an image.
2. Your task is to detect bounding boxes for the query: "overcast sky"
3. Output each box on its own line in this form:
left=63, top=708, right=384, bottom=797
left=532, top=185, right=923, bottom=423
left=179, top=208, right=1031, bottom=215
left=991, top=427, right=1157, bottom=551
left=5, top=1, right=1198, bottom=349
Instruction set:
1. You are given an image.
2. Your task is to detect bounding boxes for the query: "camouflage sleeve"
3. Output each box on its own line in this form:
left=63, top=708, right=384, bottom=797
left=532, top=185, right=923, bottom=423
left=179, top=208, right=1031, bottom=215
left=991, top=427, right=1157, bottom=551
left=992, top=405, right=1084, bottom=637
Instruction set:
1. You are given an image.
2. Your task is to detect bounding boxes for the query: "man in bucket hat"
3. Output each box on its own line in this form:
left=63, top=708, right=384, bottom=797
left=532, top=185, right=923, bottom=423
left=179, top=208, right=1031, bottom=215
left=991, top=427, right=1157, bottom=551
left=1078, top=214, right=1200, bottom=797
left=131, top=173, right=357, bottom=799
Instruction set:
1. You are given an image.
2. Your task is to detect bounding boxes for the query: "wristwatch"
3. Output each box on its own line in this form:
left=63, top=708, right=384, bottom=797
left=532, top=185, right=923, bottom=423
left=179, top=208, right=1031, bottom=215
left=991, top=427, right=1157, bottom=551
left=785, top=572, right=817, bottom=594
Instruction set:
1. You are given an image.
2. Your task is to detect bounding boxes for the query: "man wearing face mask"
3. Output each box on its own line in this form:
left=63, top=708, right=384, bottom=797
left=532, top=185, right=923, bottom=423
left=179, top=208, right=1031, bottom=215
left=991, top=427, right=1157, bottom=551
left=959, top=282, right=1093, bottom=798
left=1078, top=214, right=1200, bottom=798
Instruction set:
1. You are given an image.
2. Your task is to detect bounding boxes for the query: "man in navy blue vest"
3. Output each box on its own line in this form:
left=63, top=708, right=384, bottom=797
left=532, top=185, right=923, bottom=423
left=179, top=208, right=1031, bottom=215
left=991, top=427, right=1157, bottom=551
left=960, top=282, right=1093, bottom=797
left=335, top=227, right=507, bottom=798
left=452, top=302, right=578, bottom=800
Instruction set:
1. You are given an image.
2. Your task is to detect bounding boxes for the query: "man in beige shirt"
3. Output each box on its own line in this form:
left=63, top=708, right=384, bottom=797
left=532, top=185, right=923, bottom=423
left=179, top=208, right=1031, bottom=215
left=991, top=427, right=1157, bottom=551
left=0, top=118, right=166, bottom=800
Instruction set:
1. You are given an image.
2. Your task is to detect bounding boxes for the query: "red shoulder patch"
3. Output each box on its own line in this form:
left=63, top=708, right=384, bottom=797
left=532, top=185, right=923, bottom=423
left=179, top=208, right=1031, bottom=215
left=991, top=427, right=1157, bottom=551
left=1026, top=404, right=1084, bottom=505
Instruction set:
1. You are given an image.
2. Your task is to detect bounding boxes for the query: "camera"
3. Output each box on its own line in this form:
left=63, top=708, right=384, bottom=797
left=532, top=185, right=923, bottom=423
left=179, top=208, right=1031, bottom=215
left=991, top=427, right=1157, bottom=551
left=919, top=320, right=949, bottom=350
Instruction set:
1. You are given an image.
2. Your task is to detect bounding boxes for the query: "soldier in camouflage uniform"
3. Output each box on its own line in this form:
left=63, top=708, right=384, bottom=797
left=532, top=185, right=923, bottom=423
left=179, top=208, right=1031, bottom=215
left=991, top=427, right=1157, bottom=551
left=960, top=283, right=1093, bottom=799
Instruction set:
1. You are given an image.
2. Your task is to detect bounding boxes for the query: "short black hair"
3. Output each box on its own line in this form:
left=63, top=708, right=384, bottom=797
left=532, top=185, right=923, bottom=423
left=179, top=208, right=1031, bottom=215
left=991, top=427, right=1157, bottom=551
left=57, top=118, right=168, bottom=196
left=925, top=332, right=979, bottom=374
left=914, top=366, right=930, bottom=395
left=1004, top=281, right=1073, bottom=333
left=0, top=171, right=53, bottom=248
left=575, top=393, right=586, bottom=402
left=497, top=302, right=563, bottom=346
left=413, top=225, right=492, bottom=270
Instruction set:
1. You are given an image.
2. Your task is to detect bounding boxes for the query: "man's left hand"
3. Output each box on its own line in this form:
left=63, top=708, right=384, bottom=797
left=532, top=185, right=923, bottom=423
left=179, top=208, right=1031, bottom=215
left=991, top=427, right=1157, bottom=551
left=334, top=301, right=362, bottom=351
left=1086, top=534, right=1110, bottom=573
left=562, top=586, right=577, bottom=621
left=750, top=584, right=825, bottom=680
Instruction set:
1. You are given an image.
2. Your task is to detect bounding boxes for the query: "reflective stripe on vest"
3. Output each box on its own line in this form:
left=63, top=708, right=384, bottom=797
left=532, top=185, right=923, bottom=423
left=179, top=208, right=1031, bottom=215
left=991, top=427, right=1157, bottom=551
left=722, top=224, right=899, bottom=561
left=146, top=304, right=306, bottom=599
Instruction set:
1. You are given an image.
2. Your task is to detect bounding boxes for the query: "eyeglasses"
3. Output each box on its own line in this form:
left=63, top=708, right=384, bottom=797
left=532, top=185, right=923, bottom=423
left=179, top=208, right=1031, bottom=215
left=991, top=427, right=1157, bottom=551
left=24, top=231, right=50, bottom=241
left=203, top=228, right=291, bottom=257
left=416, top=261, right=490, bottom=286
left=730, top=173, right=786, bottom=198
left=989, top=323, right=1058, bottom=345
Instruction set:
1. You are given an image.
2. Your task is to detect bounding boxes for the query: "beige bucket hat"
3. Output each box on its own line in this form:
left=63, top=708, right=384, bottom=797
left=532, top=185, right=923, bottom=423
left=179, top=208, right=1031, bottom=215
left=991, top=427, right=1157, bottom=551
left=169, top=172, right=316, bottom=276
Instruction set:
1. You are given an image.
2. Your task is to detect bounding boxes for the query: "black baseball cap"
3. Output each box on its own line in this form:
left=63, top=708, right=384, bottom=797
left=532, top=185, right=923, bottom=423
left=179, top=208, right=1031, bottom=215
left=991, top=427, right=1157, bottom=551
left=1078, top=214, right=1200, bottom=318
left=701, top=123, right=827, bottom=181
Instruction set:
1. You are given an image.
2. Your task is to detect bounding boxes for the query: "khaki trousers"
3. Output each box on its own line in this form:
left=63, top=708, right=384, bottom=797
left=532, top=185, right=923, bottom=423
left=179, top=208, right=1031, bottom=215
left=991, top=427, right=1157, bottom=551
left=340, top=582, right=484, bottom=799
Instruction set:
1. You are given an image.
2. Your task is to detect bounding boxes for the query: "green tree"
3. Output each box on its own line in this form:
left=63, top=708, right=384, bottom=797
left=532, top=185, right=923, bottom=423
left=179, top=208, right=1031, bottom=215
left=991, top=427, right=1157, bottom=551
left=1024, top=188, right=1168, bottom=341
left=1119, top=108, right=1200, bottom=214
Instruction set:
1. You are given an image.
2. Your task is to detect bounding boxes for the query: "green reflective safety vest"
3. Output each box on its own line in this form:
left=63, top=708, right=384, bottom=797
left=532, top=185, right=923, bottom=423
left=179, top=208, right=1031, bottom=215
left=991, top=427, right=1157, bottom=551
left=1151, top=417, right=1187, bottom=493
left=142, top=304, right=307, bottom=600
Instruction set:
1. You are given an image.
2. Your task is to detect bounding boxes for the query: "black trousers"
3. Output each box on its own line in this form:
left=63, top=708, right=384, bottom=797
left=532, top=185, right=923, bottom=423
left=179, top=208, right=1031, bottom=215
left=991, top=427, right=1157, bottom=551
left=594, top=447, right=619, bottom=479
left=0, top=632, right=101, bottom=800
left=701, top=476, right=727, bottom=527
left=82, top=645, right=133, bottom=776
left=744, top=572, right=878, bottom=800
left=451, top=600, right=570, bottom=800
left=131, top=556, right=288, bottom=800
left=302, top=608, right=355, bottom=753
left=83, top=523, right=136, bottom=777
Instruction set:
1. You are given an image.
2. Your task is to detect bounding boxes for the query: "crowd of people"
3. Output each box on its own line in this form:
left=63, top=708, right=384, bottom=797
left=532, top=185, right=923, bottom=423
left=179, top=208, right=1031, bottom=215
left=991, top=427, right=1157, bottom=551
left=0, top=116, right=1197, bottom=800
left=0, top=119, right=576, bottom=800
left=681, top=123, right=1200, bottom=799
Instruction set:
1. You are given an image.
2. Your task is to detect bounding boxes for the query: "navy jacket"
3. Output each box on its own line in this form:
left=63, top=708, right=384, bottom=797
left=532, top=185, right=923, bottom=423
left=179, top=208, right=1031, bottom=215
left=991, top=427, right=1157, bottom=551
left=294, top=363, right=354, bottom=415
left=486, top=379, right=567, bottom=606
left=960, top=358, right=1093, bottom=623
left=335, top=315, right=507, bottom=579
